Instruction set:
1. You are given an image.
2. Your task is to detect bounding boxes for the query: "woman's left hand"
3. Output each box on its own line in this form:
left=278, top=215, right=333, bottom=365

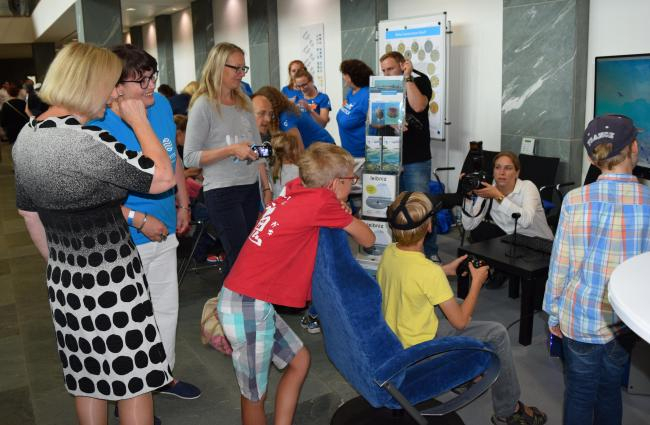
left=176, top=207, right=190, bottom=235
left=474, top=182, right=503, bottom=200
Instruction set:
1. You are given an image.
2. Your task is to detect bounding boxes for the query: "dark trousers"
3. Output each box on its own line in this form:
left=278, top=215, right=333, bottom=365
left=204, top=183, right=260, bottom=275
left=469, top=221, right=506, bottom=242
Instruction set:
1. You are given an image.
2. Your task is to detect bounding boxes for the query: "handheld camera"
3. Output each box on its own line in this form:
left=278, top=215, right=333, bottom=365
left=251, top=142, right=273, bottom=158
left=460, top=141, right=488, bottom=194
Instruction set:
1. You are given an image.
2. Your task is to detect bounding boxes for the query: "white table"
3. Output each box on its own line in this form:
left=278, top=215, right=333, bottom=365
left=609, top=252, right=650, bottom=343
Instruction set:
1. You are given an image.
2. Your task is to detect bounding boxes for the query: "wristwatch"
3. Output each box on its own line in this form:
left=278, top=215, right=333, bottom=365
left=404, top=76, right=414, bottom=83
left=496, top=195, right=504, bottom=204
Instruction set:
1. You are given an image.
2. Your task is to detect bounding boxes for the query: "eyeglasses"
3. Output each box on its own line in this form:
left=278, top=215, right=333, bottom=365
left=119, top=71, right=158, bottom=89
left=255, top=111, right=275, bottom=119
left=225, top=64, right=250, bottom=75
left=294, top=82, right=309, bottom=89
left=339, top=175, right=360, bottom=185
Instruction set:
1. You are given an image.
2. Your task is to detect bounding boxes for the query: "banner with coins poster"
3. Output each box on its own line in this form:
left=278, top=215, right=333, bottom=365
left=378, top=14, right=447, bottom=140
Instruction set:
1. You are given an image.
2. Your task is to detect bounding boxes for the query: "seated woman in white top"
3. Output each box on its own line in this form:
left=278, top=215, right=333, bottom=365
left=461, top=151, right=553, bottom=242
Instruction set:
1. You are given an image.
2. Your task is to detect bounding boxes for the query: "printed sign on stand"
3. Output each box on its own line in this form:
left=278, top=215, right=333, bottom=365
left=362, top=173, right=398, bottom=218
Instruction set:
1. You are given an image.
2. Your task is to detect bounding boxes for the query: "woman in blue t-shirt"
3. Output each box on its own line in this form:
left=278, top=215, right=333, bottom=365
left=255, top=86, right=334, bottom=150
left=280, top=59, right=305, bottom=102
left=336, top=59, right=374, bottom=158
left=293, top=68, right=331, bottom=128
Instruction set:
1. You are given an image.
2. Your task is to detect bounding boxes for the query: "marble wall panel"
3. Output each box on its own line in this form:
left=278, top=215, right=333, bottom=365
left=247, top=0, right=280, bottom=90
left=130, top=26, right=144, bottom=50
left=192, top=0, right=215, bottom=79
left=155, top=15, right=176, bottom=87
left=31, top=43, right=55, bottom=83
left=502, top=0, right=589, bottom=182
left=75, top=0, right=122, bottom=47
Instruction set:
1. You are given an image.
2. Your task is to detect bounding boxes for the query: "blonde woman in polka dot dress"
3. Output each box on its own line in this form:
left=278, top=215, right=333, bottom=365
left=12, top=43, right=176, bottom=425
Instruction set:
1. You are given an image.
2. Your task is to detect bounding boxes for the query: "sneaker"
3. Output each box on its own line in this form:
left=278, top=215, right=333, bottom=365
left=300, top=314, right=321, bottom=334
left=491, top=401, right=547, bottom=425
left=206, top=253, right=225, bottom=263
left=115, top=405, right=162, bottom=425
left=157, top=380, right=202, bottom=400
left=429, top=254, right=442, bottom=264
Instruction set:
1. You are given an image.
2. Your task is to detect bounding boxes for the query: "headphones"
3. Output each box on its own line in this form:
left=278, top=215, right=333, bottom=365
left=387, top=192, right=444, bottom=230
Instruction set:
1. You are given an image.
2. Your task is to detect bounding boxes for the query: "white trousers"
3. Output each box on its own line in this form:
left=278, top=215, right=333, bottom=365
left=137, top=234, right=179, bottom=370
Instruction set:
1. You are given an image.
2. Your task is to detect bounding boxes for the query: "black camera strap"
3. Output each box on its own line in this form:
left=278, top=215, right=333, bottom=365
left=460, top=196, right=493, bottom=219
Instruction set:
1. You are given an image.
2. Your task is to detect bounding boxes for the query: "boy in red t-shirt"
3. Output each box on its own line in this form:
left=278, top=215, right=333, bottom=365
left=217, top=142, right=375, bottom=425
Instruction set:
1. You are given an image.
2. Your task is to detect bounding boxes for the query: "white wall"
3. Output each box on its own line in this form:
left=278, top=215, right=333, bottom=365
left=143, top=21, right=158, bottom=62
left=212, top=0, right=252, bottom=86
left=171, top=8, right=196, bottom=90
left=584, top=0, right=650, bottom=179
left=277, top=0, right=343, bottom=143
left=388, top=0, right=503, bottom=189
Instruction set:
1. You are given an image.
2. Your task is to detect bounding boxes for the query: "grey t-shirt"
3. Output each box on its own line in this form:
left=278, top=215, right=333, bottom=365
left=184, top=95, right=262, bottom=191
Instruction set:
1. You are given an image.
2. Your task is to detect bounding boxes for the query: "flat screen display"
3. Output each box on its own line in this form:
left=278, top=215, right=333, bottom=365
left=595, top=54, right=650, bottom=178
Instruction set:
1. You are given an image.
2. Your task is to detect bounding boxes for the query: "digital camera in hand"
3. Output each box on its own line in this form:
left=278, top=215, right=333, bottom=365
left=460, top=171, right=488, bottom=193
left=460, top=140, right=488, bottom=194
left=456, top=255, right=488, bottom=277
left=251, top=141, right=273, bottom=158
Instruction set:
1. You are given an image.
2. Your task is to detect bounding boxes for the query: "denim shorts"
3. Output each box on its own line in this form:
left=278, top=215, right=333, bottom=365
left=217, top=287, right=304, bottom=401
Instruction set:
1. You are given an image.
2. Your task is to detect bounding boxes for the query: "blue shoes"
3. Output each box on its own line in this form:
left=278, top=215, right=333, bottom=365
left=157, top=380, right=202, bottom=400
left=300, top=314, right=321, bottom=334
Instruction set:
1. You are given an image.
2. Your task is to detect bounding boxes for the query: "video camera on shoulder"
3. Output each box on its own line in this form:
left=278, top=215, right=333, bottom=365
left=460, top=141, right=489, bottom=194
left=251, top=141, right=273, bottom=158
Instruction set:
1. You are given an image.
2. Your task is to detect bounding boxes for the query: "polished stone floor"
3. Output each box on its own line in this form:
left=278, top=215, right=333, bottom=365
left=1, top=140, right=648, bottom=425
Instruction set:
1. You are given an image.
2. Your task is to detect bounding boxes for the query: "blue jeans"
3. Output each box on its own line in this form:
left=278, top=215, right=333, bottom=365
left=400, top=160, right=438, bottom=257
left=562, top=336, right=631, bottom=425
left=204, top=183, right=260, bottom=275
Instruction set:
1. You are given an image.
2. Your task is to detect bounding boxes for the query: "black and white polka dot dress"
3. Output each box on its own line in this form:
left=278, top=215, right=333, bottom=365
left=12, top=116, right=172, bottom=400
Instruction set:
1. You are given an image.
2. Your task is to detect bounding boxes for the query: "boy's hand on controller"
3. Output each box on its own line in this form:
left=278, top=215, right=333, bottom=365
left=469, top=262, right=489, bottom=287
left=442, top=254, right=467, bottom=276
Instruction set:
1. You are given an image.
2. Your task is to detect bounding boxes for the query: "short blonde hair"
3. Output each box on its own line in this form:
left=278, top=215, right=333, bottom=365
left=591, top=142, right=633, bottom=170
left=191, top=42, right=251, bottom=114
left=298, top=142, right=354, bottom=188
left=39, top=42, right=121, bottom=119
left=387, top=192, right=432, bottom=246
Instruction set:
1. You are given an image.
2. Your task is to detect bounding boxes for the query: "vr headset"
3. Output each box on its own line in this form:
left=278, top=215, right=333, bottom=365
left=387, top=192, right=459, bottom=230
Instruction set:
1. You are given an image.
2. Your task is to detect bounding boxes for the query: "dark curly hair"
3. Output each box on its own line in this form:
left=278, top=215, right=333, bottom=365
left=253, top=86, right=300, bottom=133
left=111, top=44, right=157, bottom=81
left=339, top=59, right=374, bottom=88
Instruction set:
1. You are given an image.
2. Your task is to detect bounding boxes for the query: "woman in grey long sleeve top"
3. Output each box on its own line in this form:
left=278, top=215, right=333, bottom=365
left=183, top=42, right=266, bottom=272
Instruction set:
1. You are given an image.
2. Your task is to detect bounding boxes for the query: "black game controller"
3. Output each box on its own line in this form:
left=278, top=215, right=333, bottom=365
left=456, top=255, right=488, bottom=277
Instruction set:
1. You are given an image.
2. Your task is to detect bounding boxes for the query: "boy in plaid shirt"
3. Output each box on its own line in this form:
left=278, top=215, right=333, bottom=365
left=544, top=115, right=650, bottom=425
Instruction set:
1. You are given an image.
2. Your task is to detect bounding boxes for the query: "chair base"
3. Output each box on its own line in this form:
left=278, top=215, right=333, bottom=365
left=330, top=396, right=464, bottom=425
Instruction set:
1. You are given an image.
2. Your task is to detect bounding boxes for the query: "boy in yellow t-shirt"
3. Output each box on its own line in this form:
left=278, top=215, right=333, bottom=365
left=377, top=192, right=547, bottom=425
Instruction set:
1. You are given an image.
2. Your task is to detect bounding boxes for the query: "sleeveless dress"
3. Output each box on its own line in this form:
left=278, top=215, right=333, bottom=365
left=12, top=116, right=172, bottom=400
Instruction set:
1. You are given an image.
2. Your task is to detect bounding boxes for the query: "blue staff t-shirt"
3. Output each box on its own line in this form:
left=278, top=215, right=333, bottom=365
left=336, top=86, right=369, bottom=157
left=89, top=92, right=177, bottom=245
left=281, top=85, right=302, bottom=102
left=296, top=92, right=331, bottom=114
left=280, top=109, right=334, bottom=148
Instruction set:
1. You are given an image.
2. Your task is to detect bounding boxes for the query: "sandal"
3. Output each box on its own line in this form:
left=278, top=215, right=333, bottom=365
left=491, top=401, right=547, bottom=425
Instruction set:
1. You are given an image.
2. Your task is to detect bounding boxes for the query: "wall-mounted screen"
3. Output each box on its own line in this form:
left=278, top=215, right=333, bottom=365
left=595, top=54, right=650, bottom=178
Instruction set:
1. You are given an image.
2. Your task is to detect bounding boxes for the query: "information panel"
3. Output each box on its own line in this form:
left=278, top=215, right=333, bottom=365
left=378, top=14, right=447, bottom=140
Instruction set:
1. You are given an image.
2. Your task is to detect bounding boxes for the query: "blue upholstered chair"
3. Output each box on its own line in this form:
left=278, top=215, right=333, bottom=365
left=312, top=228, right=500, bottom=425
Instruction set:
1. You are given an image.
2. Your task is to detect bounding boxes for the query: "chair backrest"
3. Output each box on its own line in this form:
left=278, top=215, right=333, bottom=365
left=518, top=153, right=559, bottom=191
left=312, top=228, right=405, bottom=406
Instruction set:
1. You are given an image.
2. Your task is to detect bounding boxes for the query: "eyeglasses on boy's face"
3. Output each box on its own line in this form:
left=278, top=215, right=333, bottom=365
left=119, top=71, right=158, bottom=89
left=224, top=64, right=250, bottom=75
left=339, top=175, right=360, bottom=185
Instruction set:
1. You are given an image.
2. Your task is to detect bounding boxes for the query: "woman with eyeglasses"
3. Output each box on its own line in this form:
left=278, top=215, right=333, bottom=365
left=183, top=42, right=270, bottom=274
left=89, top=44, right=202, bottom=406
left=13, top=42, right=176, bottom=425
left=293, top=68, right=331, bottom=128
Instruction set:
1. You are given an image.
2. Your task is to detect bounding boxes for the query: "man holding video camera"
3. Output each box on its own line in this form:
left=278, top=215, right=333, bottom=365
left=380, top=51, right=438, bottom=261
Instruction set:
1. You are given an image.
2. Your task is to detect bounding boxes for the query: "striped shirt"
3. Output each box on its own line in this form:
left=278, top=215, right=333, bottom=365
left=543, top=173, right=650, bottom=343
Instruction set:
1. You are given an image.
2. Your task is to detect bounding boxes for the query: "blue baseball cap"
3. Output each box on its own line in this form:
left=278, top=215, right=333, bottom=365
left=583, top=115, right=638, bottom=159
